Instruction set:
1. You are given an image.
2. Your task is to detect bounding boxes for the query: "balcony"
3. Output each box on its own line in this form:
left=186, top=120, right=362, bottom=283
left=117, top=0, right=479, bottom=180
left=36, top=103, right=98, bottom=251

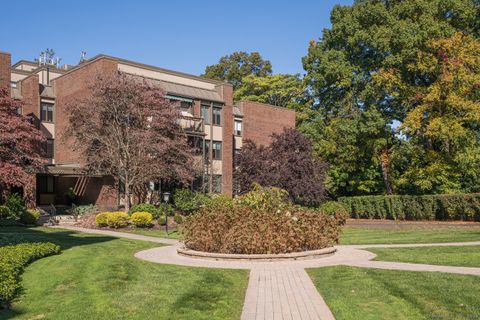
left=178, top=112, right=205, bottom=136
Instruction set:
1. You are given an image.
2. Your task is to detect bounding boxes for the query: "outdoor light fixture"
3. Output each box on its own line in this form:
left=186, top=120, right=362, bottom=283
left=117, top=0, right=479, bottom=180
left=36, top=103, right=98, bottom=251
left=162, top=192, right=171, bottom=203
left=162, top=192, right=171, bottom=235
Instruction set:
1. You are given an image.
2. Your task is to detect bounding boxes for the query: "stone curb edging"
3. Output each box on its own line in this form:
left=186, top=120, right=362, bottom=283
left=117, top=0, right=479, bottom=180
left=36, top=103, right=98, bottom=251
left=177, top=246, right=337, bottom=261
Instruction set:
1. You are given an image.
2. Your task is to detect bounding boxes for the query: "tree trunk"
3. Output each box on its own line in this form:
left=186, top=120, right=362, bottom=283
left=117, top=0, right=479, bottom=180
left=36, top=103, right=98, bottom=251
left=380, top=147, right=393, bottom=195
left=124, top=181, right=130, bottom=212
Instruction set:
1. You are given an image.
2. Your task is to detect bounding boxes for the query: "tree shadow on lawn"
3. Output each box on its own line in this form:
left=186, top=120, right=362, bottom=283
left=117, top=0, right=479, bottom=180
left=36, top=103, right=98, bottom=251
left=0, top=226, right=119, bottom=319
left=0, top=226, right=116, bottom=250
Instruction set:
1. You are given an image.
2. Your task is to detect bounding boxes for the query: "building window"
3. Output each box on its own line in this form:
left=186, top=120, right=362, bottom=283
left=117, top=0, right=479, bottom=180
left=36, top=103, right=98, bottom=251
left=40, top=103, right=54, bottom=122
left=38, top=176, right=55, bottom=193
left=212, top=175, right=222, bottom=193
left=44, top=139, right=54, bottom=158
left=234, top=120, right=242, bottom=136
left=212, top=107, right=222, bottom=126
left=212, top=141, right=222, bottom=160
left=201, top=104, right=210, bottom=124
left=10, top=81, right=17, bottom=88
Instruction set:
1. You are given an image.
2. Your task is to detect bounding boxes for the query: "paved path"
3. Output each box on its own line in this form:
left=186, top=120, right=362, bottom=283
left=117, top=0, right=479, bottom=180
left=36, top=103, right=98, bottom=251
left=51, top=225, right=480, bottom=320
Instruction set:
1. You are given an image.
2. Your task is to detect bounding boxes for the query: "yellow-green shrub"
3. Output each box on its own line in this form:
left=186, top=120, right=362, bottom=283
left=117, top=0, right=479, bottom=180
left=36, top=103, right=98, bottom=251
left=20, top=209, right=40, bottom=225
left=106, top=212, right=129, bottom=228
left=130, top=212, right=153, bottom=227
left=95, top=212, right=109, bottom=227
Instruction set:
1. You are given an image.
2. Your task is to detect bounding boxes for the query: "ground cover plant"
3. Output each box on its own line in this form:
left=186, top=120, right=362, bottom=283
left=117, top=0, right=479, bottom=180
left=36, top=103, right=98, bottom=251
left=0, top=226, right=248, bottom=320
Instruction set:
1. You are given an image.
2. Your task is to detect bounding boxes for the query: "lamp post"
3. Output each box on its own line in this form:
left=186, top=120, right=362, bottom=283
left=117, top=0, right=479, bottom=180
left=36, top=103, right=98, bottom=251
left=162, top=192, right=171, bottom=235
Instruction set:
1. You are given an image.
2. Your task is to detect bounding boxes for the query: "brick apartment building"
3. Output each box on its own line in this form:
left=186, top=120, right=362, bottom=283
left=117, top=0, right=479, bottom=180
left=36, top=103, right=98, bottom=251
left=0, top=51, right=295, bottom=210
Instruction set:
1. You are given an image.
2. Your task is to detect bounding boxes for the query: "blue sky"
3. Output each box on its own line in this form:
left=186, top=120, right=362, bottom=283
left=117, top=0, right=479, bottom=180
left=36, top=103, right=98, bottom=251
left=2, top=0, right=352, bottom=76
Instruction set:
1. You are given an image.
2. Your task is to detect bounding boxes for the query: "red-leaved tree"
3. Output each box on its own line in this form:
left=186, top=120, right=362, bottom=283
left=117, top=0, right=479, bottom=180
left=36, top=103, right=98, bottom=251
left=235, top=128, right=328, bottom=206
left=64, top=73, right=196, bottom=211
left=0, top=88, right=46, bottom=205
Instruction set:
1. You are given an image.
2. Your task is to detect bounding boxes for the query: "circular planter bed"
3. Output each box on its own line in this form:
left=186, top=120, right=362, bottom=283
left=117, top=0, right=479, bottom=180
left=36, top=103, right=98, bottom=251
left=177, top=246, right=336, bottom=261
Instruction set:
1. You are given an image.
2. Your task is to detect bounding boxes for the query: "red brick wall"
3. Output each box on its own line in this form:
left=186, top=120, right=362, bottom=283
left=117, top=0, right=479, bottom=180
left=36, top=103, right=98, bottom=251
left=237, top=101, right=296, bottom=147
left=53, top=57, right=118, bottom=165
left=0, top=52, right=10, bottom=93
left=220, top=84, right=234, bottom=196
left=20, top=74, right=40, bottom=119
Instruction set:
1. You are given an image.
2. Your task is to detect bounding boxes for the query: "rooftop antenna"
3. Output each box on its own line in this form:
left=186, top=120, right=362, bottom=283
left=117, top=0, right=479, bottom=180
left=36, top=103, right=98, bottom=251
left=80, top=51, right=87, bottom=62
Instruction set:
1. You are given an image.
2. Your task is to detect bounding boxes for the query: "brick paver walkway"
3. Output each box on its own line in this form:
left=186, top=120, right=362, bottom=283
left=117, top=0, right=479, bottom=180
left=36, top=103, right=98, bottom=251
left=51, top=225, right=480, bottom=320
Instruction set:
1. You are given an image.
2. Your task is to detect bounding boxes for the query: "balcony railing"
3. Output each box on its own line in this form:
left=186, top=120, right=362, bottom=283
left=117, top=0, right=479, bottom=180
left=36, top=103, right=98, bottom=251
left=178, top=115, right=205, bottom=135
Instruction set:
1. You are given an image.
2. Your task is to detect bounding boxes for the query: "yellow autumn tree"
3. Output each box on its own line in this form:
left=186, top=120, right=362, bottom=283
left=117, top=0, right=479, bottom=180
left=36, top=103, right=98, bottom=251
left=396, top=32, right=480, bottom=193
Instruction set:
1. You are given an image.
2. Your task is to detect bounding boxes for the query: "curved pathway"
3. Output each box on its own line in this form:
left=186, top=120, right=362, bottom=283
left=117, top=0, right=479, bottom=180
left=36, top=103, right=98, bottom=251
left=51, top=226, right=480, bottom=320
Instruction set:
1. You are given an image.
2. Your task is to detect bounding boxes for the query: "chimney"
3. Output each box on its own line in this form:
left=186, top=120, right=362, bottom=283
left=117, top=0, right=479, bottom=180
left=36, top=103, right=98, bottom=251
left=0, top=51, right=11, bottom=94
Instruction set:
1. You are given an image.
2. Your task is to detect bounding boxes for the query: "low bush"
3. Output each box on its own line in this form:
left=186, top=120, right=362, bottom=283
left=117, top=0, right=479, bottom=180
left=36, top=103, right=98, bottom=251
left=182, top=186, right=344, bottom=254
left=318, top=201, right=349, bottom=219
left=129, top=203, right=173, bottom=218
left=129, top=203, right=161, bottom=218
left=105, top=212, right=129, bottom=228
left=202, top=194, right=233, bottom=211
left=174, top=189, right=200, bottom=213
left=130, top=212, right=153, bottom=227
left=95, top=212, right=109, bottom=227
left=0, top=242, right=60, bottom=307
left=5, top=193, right=25, bottom=220
left=0, top=206, right=11, bottom=220
left=234, top=183, right=291, bottom=211
left=158, top=216, right=167, bottom=225
left=159, top=203, right=174, bottom=217
left=339, top=193, right=480, bottom=221
left=19, top=209, right=40, bottom=225
left=173, top=215, right=183, bottom=224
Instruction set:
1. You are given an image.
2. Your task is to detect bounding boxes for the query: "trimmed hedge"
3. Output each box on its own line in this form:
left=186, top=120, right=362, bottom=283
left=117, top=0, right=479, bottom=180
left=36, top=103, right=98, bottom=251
left=0, top=242, right=60, bottom=307
left=339, top=193, right=480, bottom=221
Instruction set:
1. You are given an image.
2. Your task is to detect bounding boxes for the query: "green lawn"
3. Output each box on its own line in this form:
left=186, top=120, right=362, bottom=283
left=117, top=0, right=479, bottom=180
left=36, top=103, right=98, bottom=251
left=0, top=227, right=248, bottom=320
left=340, top=226, right=480, bottom=245
left=369, top=245, right=480, bottom=268
left=308, top=266, right=480, bottom=320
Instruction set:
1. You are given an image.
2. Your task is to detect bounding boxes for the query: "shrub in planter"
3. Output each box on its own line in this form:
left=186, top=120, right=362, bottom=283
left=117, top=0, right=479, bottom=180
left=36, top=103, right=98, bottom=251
left=203, top=194, right=233, bottom=211
left=318, top=201, right=349, bottom=222
left=19, top=209, right=40, bottom=225
left=158, top=216, right=167, bottom=226
left=173, top=215, right=183, bottom=224
left=95, top=212, right=109, bottom=227
left=234, top=184, right=291, bottom=212
left=130, top=212, right=153, bottom=227
left=182, top=205, right=344, bottom=254
left=106, top=212, right=129, bottom=228
left=0, top=242, right=60, bottom=307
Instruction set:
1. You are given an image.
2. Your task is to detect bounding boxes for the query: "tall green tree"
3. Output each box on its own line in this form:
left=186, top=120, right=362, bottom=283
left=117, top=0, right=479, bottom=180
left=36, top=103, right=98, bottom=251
left=302, top=0, right=479, bottom=196
left=202, top=51, right=272, bottom=89
left=233, top=73, right=307, bottom=110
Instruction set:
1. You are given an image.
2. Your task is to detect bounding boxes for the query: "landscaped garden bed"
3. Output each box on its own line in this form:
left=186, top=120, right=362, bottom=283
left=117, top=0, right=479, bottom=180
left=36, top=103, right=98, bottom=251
left=181, top=185, right=347, bottom=255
